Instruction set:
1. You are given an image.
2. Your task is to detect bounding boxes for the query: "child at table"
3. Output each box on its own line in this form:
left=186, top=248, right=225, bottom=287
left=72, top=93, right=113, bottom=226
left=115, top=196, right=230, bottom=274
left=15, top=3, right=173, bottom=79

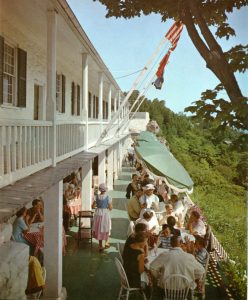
left=158, top=224, right=171, bottom=249
left=194, top=236, right=208, bottom=295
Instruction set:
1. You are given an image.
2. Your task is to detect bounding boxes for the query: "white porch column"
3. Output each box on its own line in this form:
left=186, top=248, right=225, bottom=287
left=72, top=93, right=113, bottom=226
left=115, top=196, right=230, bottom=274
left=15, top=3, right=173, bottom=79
left=98, top=72, right=103, bottom=126
left=118, top=91, right=121, bottom=137
left=114, top=92, right=117, bottom=113
left=108, top=84, right=112, bottom=121
left=43, top=181, right=64, bottom=299
left=46, top=10, right=57, bottom=167
left=107, top=147, right=114, bottom=190
left=113, top=143, right=118, bottom=181
left=82, top=53, right=89, bottom=150
left=98, top=152, right=106, bottom=185
left=81, top=160, right=92, bottom=210
left=118, top=141, right=122, bottom=171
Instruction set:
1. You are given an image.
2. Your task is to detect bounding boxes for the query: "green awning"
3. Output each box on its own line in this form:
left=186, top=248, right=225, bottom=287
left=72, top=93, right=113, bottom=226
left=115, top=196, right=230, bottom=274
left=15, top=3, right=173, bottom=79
left=135, top=131, right=194, bottom=192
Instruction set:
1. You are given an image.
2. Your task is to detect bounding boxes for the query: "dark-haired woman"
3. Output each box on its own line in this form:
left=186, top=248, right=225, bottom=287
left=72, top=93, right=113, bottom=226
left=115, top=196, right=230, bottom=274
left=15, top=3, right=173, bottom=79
left=123, top=232, right=148, bottom=288
left=12, top=207, right=30, bottom=245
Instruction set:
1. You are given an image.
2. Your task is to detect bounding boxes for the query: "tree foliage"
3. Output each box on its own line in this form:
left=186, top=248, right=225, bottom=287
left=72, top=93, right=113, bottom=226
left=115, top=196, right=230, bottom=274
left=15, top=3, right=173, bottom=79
left=96, top=0, right=248, bottom=129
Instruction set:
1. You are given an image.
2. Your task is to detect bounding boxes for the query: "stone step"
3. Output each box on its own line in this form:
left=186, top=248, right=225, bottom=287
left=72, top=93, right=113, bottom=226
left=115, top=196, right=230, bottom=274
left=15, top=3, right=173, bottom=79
left=117, top=173, right=132, bottom=181
left=121, top=166, right=136, bottom=173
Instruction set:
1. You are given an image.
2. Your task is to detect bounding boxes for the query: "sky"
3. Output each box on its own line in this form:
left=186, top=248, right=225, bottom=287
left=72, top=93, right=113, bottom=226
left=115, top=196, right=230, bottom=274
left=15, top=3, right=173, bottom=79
left=67, top=0, right=247, bottom=113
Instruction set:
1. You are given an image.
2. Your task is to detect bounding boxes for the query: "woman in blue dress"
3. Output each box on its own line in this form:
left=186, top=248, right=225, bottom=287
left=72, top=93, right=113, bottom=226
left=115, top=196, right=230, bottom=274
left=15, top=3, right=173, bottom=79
left=92, top=183, right=112, bottom=252
left=12, top=207, right=30, bottom=245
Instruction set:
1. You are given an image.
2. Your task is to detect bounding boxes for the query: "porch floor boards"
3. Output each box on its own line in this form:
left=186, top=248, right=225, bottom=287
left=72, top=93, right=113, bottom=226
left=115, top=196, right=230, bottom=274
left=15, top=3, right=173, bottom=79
left=62, top=164, right=227, bottom=300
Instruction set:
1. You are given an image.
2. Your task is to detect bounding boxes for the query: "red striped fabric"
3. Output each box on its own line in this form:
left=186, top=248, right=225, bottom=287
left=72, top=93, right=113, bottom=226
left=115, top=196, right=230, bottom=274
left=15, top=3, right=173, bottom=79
left=153, top=21, right=183, bottom=89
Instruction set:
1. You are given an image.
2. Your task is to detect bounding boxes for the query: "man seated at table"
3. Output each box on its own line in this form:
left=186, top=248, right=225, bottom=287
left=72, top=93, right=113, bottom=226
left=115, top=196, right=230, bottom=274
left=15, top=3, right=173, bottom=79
left=158, top=224, right=172, bottom=249
left=139, top=184, right=159, bottom=211
left=127, top=189, right=143, bottom=221
left=158, top=204, right=181, bottom=227
left=150, top=235, right=205, bottom=291
left=26, top=199, right=44, bottom=225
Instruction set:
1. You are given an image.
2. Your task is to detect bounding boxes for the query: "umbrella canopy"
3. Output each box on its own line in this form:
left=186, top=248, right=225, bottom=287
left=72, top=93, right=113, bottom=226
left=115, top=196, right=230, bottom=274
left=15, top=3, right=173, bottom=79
left=135, top=131, right=194, bottom=192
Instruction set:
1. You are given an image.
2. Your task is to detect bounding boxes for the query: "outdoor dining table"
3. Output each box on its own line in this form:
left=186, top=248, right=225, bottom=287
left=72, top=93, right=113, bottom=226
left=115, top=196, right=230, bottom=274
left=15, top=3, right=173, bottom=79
left=67, top=196, right=82, bottom=215
left=141, top=248, right=169, bottom=284
left=23, top=223, right=44, bottom=256
left=23, top=223, right=67, bottom=256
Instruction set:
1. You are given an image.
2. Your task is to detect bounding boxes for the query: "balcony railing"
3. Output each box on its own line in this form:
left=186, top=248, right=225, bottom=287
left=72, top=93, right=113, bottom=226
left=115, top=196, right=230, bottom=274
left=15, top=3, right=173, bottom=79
left=0, top=118, right=123, bottom=188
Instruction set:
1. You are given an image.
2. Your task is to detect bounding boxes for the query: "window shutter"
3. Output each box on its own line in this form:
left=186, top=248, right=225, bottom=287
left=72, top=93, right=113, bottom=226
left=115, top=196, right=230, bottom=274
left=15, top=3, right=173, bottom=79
left=77, top=84, right=80, bottom=116
left=96, top=96, right=99, bottom=119
left=17, top=48, right=27, bottom=107
left=71, top=82, right=75, bottom=115
left=0, top=36, right=4, bottom=104
left=88, top=92, right=91, bottom=118
left=62, top=75, right=65, bottom=113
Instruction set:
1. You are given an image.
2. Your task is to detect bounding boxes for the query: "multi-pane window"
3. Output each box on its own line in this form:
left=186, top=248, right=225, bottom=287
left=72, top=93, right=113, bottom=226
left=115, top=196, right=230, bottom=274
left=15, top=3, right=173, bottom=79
left=3, top=43, right=15, bottom=104
left=0, top=36, right=27, bottom=107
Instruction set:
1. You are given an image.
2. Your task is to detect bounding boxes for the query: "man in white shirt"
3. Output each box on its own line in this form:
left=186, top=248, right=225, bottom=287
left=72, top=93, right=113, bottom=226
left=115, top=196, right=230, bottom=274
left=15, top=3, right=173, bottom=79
left=150, top=236, right=205, bottom=290
left=139, top=184, right=159, bottom=210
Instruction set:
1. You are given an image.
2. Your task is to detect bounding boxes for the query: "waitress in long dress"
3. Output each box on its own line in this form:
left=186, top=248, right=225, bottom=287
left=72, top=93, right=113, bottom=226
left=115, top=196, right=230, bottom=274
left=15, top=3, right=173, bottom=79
left=92, top=183, right=113, bottom=252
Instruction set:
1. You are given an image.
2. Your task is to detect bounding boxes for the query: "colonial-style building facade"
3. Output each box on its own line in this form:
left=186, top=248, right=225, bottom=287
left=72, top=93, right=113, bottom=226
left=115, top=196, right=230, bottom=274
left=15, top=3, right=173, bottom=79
left=0, top=0, right=138, bottom=299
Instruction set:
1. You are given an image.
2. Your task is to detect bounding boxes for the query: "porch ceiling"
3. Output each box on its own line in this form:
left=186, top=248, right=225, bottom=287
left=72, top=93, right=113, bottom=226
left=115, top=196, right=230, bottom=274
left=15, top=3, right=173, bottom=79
left=0, top=151, right=97, bottom=223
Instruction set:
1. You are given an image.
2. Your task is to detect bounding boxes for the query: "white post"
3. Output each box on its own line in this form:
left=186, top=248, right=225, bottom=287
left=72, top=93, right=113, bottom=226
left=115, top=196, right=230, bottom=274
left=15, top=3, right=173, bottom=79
left=46, top=10, right=57, bottom=166
left=107, top=147, right=114, bottom=190
left=114, top=92, right=117, bottom=114
left=82, top=53, right=89, bottom=150
left=98, top=72, right=103, bottom=130
left=81, top=160, right=92, bottom=210
left=43, top=180, right=64, bottom=299
left=108, top=84, right=112, bottom=121
left=98, top=152, right=106, bottom=185
left=113, top=143, right=118, bottom=180
left=118, top=91, right=121, bottom=137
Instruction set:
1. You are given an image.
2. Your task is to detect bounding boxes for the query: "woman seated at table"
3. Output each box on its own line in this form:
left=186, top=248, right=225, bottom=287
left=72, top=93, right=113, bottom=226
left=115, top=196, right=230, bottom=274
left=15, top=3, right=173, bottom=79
left=123, top=232, right=148, bottom=288
left=26, top=199, right=44, bottom=225
left=186, top=210, right=206, bottom=237
left=158, top=204, right=181, bottom=227
left=12, top=207, right=30, bottom=245
left=167, top=216, right=181, bottom=237
left=158, top=224, right=172, bottom=249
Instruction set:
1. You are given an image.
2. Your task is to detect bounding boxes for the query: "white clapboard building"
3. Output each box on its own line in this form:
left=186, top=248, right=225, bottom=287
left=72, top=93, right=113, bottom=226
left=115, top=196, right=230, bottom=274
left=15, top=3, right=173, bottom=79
left=0, top=0, right=149, bottom=299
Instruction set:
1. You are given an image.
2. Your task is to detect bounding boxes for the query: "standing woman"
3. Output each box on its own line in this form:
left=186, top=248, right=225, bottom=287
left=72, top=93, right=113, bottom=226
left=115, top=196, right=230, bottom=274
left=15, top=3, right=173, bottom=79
left=92, top=183, right=112, bottom=252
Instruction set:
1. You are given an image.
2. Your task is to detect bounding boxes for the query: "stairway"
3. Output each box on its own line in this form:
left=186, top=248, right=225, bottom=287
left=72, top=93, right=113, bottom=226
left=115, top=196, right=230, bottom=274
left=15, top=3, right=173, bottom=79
left=108, top=165, right=135, bottom=242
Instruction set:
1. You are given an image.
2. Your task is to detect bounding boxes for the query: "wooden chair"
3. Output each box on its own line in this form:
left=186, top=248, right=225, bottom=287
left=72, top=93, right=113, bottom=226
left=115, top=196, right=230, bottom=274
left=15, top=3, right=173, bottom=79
left=164, top=274, right=193, bottom=300
left=77, top=210, right=94, bottom=247
left=115, top=257, right=147, bottom=300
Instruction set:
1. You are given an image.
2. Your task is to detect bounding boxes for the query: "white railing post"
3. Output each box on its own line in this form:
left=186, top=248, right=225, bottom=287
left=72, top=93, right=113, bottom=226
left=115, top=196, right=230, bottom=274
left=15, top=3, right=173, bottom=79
left=46, top=9, right=57, bottom=167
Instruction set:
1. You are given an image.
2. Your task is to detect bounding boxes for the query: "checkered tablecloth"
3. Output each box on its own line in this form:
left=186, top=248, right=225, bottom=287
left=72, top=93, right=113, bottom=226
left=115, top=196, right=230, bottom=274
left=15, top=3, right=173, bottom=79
left=24, top=231, right=44, bottom=256
left=24, top=228, right=67, bottom=256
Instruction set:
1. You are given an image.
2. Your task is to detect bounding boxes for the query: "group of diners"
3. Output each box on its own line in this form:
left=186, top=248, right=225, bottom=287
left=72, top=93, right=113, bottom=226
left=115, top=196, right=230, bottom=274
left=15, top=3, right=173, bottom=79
left=122, top=215, right=209, bottom=299
left=11, top=199, right=46, bottom=296
left=63, top=168, right=82, bottom=232
left=123, top=170, right=209, bottom=298
left=12, top=198, right=44, bottom=252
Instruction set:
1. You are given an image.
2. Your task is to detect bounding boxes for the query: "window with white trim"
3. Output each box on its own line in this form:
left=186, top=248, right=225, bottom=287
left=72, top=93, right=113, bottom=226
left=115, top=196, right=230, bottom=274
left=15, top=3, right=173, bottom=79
left=3, top=43, right=16, bottom=105
left=0, top=36, right=27, bottom=107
